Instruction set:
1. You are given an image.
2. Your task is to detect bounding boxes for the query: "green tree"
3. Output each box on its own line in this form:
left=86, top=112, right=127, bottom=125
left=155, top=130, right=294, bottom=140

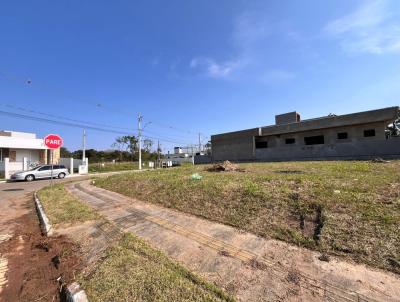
left=112, top=135, right=138, bottom=161
left=60, top=147, right=72, bottom=158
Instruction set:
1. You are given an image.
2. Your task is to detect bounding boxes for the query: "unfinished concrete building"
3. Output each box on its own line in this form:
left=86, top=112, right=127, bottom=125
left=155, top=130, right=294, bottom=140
left=211, top=106, right=400, bottom=162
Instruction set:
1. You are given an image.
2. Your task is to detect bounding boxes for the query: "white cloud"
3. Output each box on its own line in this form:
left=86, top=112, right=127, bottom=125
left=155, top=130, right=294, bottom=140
left=189, top=10, right=295, bottom=83
left=189, top=57, right=242, bottom=79
left=324, top=0, right=400, bottom=54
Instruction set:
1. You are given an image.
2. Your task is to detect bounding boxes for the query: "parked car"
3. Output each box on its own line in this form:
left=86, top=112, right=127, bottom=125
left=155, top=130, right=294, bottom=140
left=10, top=165, right=69, bottom=181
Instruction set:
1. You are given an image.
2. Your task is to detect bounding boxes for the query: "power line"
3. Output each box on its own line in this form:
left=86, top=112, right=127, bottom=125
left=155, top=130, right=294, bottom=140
left=0, top=70, right=210, bottom=137
left=0, top=103, right=134, bottom=131
left=0, top=109, right=192, bottom=145
left=0, top=103, right=197, bottom=143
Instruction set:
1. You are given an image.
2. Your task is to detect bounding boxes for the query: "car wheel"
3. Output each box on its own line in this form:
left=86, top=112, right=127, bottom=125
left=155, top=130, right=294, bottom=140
left=58, top=172, right=66, bottom=179
left=25, top=175, right=35, bottom=182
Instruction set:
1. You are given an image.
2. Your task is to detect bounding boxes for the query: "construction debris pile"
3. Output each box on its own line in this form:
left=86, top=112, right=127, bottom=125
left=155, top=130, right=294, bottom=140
left=371, top=158, right=390, bottom=163
left=207, top=160, right=244, bottom=172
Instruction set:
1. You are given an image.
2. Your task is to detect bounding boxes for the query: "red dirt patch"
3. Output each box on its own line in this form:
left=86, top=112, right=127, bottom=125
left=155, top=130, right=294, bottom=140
left=0, top=199, right=83, bottom=302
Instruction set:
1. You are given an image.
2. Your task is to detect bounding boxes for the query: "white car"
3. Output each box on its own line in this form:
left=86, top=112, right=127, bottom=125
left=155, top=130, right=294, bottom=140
left=10, top=165, right=69, bottom=181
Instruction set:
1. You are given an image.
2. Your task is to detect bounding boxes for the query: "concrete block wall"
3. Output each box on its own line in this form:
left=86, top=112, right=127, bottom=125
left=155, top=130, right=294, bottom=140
left=212, top=122, right=399, bottom=162
left=211, top=107, right=399, bottom=162
left=255, top=137, right=400, bottom=161
left=275, top=112, right=300, bottom=125
left=212, top=128, right=259, bottom=162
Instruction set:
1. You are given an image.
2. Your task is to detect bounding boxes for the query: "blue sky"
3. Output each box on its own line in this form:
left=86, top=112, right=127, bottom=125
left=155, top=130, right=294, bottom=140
left=1, top=0, right=400, bottom=152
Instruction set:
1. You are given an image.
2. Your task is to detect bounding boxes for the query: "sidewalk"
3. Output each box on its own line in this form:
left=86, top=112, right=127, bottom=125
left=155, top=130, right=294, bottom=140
left=67, top=180, right=400, bottom=302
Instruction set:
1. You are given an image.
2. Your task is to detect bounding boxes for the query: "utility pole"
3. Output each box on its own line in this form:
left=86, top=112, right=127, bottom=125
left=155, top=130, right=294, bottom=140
left=198, top=133, right=201, bottom=153
left=82, top=129, right=86, bottom=164
left=138, top=114, right=143, bottom=170
left=157, top=140, right=160, bottom=168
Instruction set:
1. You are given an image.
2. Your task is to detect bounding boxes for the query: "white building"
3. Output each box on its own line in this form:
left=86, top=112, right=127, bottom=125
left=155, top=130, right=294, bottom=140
left=0, top=131, right=59, bottom=179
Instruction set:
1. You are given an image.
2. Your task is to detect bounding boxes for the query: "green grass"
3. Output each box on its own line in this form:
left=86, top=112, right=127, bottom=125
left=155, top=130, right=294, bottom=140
left=94, top=161, right=400, bottom=274
left=79, top=233, right=234, bottom=302
left=89, top=161, right=139, bottom=173
left=38, top=184, right=101, bottom=225
left=39, top=184, right=232, bottom=301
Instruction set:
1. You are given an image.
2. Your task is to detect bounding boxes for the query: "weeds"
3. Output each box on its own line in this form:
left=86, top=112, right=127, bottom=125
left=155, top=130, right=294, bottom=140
left=38, top=184, right=101, bottom=226
left=94, top=161, right=400, bottom=274
left=79, top=233, right=234, bottom=302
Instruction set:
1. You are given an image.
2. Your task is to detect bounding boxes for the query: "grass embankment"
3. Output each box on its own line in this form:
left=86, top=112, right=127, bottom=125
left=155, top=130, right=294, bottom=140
left=89, top=161, right=138, bottom=173
left=38, top=184, right=232, bottom=301
left=94, top=161, right=400, bottom=274
left=38, top=184, right=100, bottom=225
left=80, top=233, right=234, bottom=302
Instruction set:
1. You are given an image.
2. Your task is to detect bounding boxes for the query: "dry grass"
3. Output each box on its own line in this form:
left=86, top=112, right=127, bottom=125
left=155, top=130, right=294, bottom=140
left=79, top=233, right=234, bottom=302
left=89, top=161, right=138, bottom=173
left=37, top=184, right=101, bottom=225
left=94, top=161, right=400, bottom=274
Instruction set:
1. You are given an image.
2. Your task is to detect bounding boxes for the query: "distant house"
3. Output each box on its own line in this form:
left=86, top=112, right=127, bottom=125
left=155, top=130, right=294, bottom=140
left=0, top=131, right=60, bottom=178
left=211, top=106, right=400, bottom=162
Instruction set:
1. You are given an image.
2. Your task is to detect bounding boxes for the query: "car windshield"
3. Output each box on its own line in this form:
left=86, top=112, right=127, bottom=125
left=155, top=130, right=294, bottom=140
left=28, top=166, right=42, bottom=171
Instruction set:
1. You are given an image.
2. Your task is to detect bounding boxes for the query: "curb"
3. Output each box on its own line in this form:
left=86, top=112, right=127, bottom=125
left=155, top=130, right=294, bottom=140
left=34, top=192, right=89, bottom=301
left=34, top=192, right=53, bottom=236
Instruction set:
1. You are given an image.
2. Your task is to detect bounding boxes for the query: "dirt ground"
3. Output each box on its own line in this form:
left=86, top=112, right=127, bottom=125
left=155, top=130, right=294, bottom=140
left=0, top=198, right=83, bottom=302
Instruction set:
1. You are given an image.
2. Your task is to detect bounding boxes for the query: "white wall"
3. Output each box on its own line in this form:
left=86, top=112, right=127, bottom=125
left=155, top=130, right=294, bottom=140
left=2, top=160, right=24, bottom=179
left=0, top=135, right=47, bottom=149
left=59, top=157, right=88, bottom=175
left=11, top=149, right=40, bottom=163
left=6, top=131, right=36, bottom=139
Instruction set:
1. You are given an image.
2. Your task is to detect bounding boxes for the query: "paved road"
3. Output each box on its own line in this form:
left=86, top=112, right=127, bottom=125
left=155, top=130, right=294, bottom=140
left=1, top=177, right=80, bottom=198
left=0, top=177, right=80, bottom=295
left=0, top=169, right=143, bottom=238
left=0, top=172, right=121, bottom=296
left=1, top=176, right=93, bottom=232
left=67, top=180, right=400, bottom=302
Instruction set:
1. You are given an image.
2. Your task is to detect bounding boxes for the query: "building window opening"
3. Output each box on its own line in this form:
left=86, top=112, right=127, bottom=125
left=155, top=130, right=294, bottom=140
left=285, top=138, right=295, bottom=144
left=255, top=141, right=268, bottom=149
left=304, top=135, right=324, bottom=145
left=364, top=129, right=375, bottom=137
left=255, top=136, right=269, bottom=149
left=337, top=132, right=348, bottom=140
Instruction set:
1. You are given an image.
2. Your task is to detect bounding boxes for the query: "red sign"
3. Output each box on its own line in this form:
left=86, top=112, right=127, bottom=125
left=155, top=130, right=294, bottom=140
left=44, top=134, right=63, bottom=149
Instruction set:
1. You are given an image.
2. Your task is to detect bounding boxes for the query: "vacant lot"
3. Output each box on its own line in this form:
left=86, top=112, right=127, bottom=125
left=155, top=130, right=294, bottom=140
left=89, top=161, right=138, bottom=173
left=95, top=161, right=400, bottom=274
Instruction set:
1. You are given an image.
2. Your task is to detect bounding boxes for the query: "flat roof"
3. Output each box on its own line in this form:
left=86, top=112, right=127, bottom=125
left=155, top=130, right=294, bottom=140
left=212, top=106, right=399, bottom=139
